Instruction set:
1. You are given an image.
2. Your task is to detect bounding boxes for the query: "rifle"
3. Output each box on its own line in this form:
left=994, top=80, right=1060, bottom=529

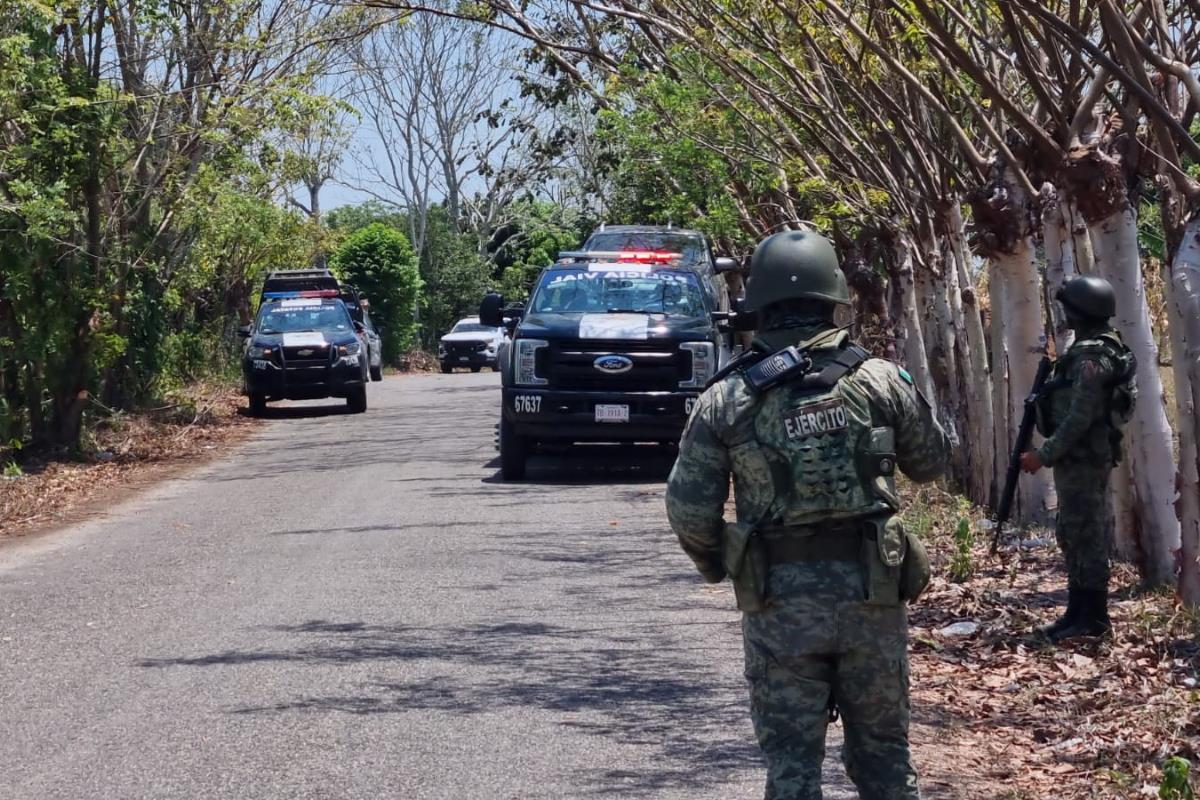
left=991, top=356, right=1054, bottom=554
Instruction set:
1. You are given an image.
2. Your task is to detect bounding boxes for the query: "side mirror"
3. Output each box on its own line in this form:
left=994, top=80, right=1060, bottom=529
left=480, top=292, right=506, bottom=327
left=238, top=325, right=252, bottom=338
left=714, top=257, right=739, bottom=274
left=714, top=296, right=757, bottom=331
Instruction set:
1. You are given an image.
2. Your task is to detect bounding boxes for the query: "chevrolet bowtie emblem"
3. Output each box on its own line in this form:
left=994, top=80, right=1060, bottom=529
left=298, top=348, right=314, bottom=357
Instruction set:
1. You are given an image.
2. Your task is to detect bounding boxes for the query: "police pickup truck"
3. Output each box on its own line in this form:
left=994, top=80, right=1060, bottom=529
left=240, top=293, right=370, bottom=415
left=480, top=225, right=739, bottom=480
left=261, top=269, right=384, bottom=381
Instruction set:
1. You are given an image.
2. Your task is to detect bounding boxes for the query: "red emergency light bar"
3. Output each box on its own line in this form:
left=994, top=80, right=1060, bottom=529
left=617, top=251, right=683, bottom=263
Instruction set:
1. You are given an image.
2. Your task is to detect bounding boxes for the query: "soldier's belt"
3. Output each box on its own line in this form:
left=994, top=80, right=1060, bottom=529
left=760, top=527, right=863, bottom=563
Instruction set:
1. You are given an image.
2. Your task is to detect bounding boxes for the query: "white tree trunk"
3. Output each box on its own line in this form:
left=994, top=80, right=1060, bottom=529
left=1108, top=457, right=1141, bottom=561
left=987, top=259, right=1011, bottom=506
left=1165, top=216, right=1200, bottom=606
left=1066, top=200, right=1096, bottom=274
left=948, top=200, right=995, bottom=504
left=1090, top=205, right=1181, bottom=586
left=992, top=236, right=1055, bottom=524
left=1041, top=187, right=1077, bottom=356
left=894, top=235, right=937, bottom=403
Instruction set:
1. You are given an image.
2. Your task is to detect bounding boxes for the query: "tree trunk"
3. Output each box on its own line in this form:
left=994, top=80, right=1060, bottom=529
left=946, top=199, right=994, bottom=504
left=1065, top=200, right=1096, bottom=274
left=991, top=238, right=1054, bottom=523
left=1090, top=205, right=1180, bottom=586
left=987, top=259, right=1011, bottom=508
left=1165, top=215, right=1200, bottom=605
left=1041, top=187, right=1077, bottom=356
left=893, top=234, right=937, bottom=403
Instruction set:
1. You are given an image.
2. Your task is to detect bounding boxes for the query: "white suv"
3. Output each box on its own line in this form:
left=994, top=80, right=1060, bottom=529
left=439, top=318, right=507, bottom=373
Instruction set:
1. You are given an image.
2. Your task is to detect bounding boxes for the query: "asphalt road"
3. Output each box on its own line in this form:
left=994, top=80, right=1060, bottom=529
left=1, top=372, right=854, bottom=799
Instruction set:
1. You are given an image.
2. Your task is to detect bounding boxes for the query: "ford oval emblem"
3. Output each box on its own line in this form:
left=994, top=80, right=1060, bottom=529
left=594, top=355, right=633, bottom=374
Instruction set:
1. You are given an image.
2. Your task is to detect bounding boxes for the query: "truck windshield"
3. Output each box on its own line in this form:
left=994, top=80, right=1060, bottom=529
left=583, top=231, right=707, bottom=264
left=530, top=268, right=706, bottom=316
left=257, top=301, right=353, bottom=334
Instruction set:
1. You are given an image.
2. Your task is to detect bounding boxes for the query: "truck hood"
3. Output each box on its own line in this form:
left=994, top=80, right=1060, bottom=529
left=440, top=331, right=499, bottom=344
left=250, top=330, right=358, bottom=349
left=517, top=311, right=713, bottom=342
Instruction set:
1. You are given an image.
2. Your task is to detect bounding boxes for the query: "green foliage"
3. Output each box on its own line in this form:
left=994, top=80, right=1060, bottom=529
left=1160, top=758, right=1196, bottom=800
left=949, top=516, right=975, bottom=583
left=418, top=206, right=492, bottom=344
left=492, top=201, right=584, bottom=302
left=326, top=201, right=407, bottom=233
left=331, top=224, right=423, bottom=360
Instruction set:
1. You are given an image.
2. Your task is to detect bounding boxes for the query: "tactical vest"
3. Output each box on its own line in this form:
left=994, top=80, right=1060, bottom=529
left=1036, top=330, right=1137, bottom=462
left=726, top=343, right=896, bottom=528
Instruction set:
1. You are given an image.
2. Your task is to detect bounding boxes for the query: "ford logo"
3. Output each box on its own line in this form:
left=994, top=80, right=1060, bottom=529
left=594, top=355, right=633, bottom=374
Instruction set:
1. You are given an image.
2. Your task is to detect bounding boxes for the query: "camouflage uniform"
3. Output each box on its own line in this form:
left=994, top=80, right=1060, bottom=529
left=666, top=323, right=950, bottom=800
left=1035, top=326, right=1129, bottom=593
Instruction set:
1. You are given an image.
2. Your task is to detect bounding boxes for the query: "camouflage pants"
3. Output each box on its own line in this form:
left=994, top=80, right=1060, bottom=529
left=1053, top=462, right=1113, bottom=592
left=742, top=560, right=919, bottom=800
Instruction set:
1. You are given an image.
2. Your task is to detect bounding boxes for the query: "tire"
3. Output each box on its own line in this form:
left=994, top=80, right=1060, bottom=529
left=346, top=386, right=368, bottom=414
left=441, top=364, right=453, bottom=374
left=370, top=364, right=383, bottom=382
left=248, top=393, right=267, bottom=416
left=471, top=366, right=482, bottom=373
left=499, top=415, right=528, bottom=480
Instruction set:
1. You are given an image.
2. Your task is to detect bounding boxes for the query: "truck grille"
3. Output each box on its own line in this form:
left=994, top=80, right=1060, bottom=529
left=281, top=344, right=334, bottom=372
left=544, top=339, right=687, bottom=391
left=444, top=340, right=488, bottom=355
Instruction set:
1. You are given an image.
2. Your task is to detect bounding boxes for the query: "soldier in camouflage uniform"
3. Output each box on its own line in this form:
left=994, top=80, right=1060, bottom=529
left=665, top=230, right=950, bottom=800
left=1020, top=275, right=1135, bottom=642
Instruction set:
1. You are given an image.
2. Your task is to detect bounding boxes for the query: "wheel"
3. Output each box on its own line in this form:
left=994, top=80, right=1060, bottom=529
left=499, top=415, right=528, bottom=480
left=370, top=364, right=383, bottom=382
left=441, top=364, right=453, bottom=374
left=346, top=386, right=368, bottom=413
left=248, top=393, right=267, bottom=416
left=471, top=366, right=482, bottom=373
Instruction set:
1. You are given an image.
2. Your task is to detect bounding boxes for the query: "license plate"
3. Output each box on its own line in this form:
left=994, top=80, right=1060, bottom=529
left=459, top=356, right=469, bottom=362
left=595, top=404, right=630, bottom=423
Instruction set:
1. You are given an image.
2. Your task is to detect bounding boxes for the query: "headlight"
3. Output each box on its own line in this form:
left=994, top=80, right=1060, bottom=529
left=248, top=345, right=273, bottom=358
left=680, top=342, right=715, bottom=389
left=338, top=342, right=362, bottom=356
left=514, top=339, right=548, bottom=386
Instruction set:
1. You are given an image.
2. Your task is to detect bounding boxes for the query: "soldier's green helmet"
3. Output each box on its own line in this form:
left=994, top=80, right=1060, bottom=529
left=743, top=230, right=849, bottom=312
left=1056, top=275, right=1116, bottom=320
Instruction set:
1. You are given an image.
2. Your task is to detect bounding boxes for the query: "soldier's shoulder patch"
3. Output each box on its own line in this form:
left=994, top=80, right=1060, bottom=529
left=897, top=366, right=914, bottom=385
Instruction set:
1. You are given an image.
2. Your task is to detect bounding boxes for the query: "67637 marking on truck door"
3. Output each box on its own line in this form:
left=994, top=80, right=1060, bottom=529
left=514, top=395, right=542, bottom=413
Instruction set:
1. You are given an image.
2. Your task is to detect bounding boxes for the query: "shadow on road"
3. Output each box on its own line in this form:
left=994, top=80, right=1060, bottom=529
left=138, top=615, right=758, bottom=796
left=483, top=444, right=678, bottom=487
left=238, top=403, right=353, bottom=419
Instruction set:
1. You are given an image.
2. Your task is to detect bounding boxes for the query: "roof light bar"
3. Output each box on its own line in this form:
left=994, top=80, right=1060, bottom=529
left=557, top=250, right=683, bottom=264
left=263, top=289, right=341, bottom=299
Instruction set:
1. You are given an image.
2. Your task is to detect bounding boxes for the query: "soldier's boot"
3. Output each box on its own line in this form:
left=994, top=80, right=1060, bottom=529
left=1039, top=587, right=1081, bottom=640
left=1048, top=589, right=1111, bottom=642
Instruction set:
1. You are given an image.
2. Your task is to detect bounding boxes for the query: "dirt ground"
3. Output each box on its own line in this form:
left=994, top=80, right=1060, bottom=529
left=0, top=382, right=260, bottom=538
left=903, top=483, right=1199, bottom=799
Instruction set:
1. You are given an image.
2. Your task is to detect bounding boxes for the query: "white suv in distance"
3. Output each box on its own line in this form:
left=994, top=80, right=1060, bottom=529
left=439, top=318, right=506, bottom=373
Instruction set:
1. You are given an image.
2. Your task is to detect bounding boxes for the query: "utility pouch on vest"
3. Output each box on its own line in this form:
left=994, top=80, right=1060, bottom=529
left=861, top=516, right=905, bottom=606
left=900, top=529, right=931, bottom=602
left=722, top=521, right=769, bottom=614
left=859, top=427, right=900, bottom=510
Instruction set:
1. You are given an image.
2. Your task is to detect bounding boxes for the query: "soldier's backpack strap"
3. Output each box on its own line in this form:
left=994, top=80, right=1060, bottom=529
left=799, top=344, right=870, bottom=389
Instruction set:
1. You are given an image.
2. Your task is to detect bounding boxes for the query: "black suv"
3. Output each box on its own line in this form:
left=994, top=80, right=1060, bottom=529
left=480, top=225, right=738, bottom=479
left=240, top=297, right=369, bottom=414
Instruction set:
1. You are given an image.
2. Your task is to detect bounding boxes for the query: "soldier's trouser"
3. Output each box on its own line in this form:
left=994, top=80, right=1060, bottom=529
left=742, top=561, right=919, bottom=800
left=1053, top=462, right=1113, bottom=592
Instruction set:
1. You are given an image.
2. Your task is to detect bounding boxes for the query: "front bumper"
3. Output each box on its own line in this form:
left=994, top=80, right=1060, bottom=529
left=441, top=352, right=496, bottom=368
left=501, top=386, right=698, bottom=442
left=243, top=358, right=365, bottom=399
